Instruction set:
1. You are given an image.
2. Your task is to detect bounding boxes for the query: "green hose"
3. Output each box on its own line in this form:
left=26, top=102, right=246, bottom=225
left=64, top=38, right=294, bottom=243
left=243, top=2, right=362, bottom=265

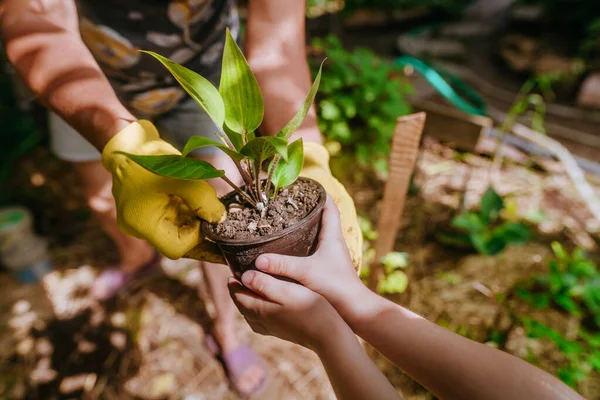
left=395, top=55, right=487, bottom=116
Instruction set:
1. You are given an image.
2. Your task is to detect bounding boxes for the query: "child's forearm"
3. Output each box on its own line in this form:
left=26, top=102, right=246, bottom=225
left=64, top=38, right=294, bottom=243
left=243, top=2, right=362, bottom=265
left=349, top=290, right=582, bottom=400
left=314, top=320, right=400, bottom=400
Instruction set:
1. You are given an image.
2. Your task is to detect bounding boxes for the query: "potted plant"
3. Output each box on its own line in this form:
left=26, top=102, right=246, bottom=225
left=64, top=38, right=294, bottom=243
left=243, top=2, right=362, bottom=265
left=119, top=29, right=326, bottom=277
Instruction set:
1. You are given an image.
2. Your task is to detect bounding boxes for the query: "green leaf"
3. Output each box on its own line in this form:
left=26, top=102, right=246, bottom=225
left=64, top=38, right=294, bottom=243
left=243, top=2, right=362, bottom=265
left=552, top=241, right=569, bottom=263
left=223, top=124, right=244, bottom=150
left=277, top=61, right=324, bottom=140
left=381, top=252, right=409, bottom=273
left=320, top=99, right=341, bottom=121
left=330, top=120, right=352, bottom=142
left=569, top=260, right=597, bottom=277
left=271, top=139, right=304, bottom=191
left=141, top=51, right=225, bottom=128
left=490, top=223, right=531, bottom=245
left=482, top=235, right=506, bottom=255
left=451, top=213, right=484, bottom=233
left=240, top=136, right=288, bottom=163
left=116, top=153, right=224, bottom=180
left=219, top=28, right=264, bottom=134
left=480, top=187, right=504, bottom=223
left=555, top=294, right=582, bottom=316
left=377, top=271, right=408, bottom=294
left=436, top=233, right=472, bottom=248
left=182, top=136, right=243, bottom=161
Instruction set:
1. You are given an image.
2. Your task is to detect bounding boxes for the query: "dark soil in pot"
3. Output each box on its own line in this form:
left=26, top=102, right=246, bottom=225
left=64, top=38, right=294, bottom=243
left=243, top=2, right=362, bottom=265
left=202, top=177, right=326, bottom=278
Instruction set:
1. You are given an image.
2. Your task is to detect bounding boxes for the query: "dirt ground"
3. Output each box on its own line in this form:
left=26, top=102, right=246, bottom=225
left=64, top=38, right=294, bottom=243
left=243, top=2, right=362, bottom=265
left=2, top=134, right=600, bottom=399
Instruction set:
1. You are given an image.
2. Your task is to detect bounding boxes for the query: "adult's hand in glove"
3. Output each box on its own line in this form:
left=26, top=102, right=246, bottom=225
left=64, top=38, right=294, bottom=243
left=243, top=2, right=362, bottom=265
left=102, top=120, right=226, bottom=263
left=300, top=142, right=362, bottom=270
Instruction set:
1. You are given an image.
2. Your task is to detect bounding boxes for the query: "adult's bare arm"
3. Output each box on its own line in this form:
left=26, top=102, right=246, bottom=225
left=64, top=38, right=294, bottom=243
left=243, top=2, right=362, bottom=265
left=1, top=0, right=134, bottom=150
left=245, top=0, right=321, bottom=144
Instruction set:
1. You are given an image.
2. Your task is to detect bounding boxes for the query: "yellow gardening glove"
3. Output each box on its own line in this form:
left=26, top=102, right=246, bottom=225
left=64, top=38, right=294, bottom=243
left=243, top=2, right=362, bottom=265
left=301, top=142, right=363, bottom=271
left=102, top=120, right=226, bottom=263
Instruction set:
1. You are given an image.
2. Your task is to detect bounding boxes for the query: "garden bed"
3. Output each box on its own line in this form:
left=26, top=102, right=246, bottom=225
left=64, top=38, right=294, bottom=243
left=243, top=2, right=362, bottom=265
left=2, top=135, right=600, bottom=398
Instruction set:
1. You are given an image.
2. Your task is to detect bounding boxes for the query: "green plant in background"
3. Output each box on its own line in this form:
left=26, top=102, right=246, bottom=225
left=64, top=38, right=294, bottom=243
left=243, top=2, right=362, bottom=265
left=341, top=0, right=473, bottom=15
left=310, top=35, right=413, bottom=175
left=377, top=252, right=410, bottom=294
left=439, top=187, right=531, bottom=255
left=0, top=60, right=42, bottom=203
left=522, top=317, right=600, bottom=388
left=119, top=29, right=322, bottom=212
left=358, top=216, right=410, bottom=294
left=517, top=242, right=600, bottom=327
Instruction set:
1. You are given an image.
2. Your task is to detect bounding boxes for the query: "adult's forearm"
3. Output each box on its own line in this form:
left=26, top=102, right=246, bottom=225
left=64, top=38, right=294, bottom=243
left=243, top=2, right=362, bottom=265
left=349, top=290, right=582, bottom=400
left=1, top=0, right=133, bottom=151
left=314, top=320, right=400, bottom=400
left=245, top=0, right=321, bottom=144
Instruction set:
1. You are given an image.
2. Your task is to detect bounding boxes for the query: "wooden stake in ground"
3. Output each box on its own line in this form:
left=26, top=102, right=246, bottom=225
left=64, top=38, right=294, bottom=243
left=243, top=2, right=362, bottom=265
left=368, top=112, right=426, bottom=291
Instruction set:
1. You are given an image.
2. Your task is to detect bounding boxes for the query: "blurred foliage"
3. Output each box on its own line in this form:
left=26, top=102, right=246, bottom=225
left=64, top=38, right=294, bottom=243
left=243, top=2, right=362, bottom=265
left=341, top=0, right=473, bottom=15
left=306, top=0, right=345, bottom=18
left=377, top=252, right=409, bottom=294
left=438, top=187, right=531, bottom=255
left=517, top=242, right=600, bottom=328
left=522, top=317, right=600, bottom=388
left=358, top=216, right=410, bottom=295
left=0, top=66, right=41, bottom=203
left=310, top=35, right=413, bottom=175
left=518, top=0, right=600, bottom=63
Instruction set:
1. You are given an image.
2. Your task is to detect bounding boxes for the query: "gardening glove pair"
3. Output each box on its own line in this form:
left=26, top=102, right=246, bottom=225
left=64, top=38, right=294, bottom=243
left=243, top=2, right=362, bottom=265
left=301, top=142, right=363, bottom=271
left=102, top=120, right=226, bottom=263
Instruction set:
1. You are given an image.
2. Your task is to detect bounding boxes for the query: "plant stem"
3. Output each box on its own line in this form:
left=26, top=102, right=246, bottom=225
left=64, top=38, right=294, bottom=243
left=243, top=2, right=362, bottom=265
left=221, top=175, right=257, bottom=208
left=265, top=155, right=281, bottom=200
left=215, top=129, right=255, bottom=197
left=254, top=161, right=264, bottom=205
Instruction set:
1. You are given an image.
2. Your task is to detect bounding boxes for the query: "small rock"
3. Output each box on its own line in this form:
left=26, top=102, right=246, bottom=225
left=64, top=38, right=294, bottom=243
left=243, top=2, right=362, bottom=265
left=152, top=373, right=176, bottom=398
left=30, top=359, right=58, bottom=385
left=505, top=326, right=542, bottom=359
left=247, top=221, right=258, bottom=232
left=110, top=312, right=127, bottom=328
left=12, top=300, right=31, bottom=315
left=9, top=312, right=37, bottom=333
left=35, top=337, right=53, bottom=357
left=60, top=373, right=97, bottom=394
left=577, top=73, right=600, bottom=110
left=110, top=331, right=127, bottom=350
left=16, top=338, right=35, bottom=356
left=75, top=332, right=97, bottom=353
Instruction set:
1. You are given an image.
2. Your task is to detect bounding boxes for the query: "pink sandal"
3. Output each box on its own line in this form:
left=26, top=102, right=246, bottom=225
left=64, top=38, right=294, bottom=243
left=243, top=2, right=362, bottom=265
left=92, top=251, right=161, bottom=301
left=205, top=334, right=268, bottom=397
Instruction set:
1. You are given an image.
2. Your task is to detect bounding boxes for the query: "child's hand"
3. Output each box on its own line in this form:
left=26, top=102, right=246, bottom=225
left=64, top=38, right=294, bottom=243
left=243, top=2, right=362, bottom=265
left=228, top=270, right=346, bottom=351
left=253, top=196, right=371, bottom=325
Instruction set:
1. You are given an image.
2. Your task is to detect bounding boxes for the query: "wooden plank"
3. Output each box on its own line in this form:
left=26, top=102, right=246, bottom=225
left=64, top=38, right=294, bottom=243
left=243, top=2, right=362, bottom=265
left=412, top=100, right=492, bottom=151
left=368, top=112, right=426, bottom=290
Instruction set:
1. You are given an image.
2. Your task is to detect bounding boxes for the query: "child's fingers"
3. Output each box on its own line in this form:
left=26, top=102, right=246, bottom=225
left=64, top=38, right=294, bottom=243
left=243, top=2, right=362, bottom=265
left=247, top=320, right=270, bottom=336
left=227, top=277, right=274, bottom=318
left=241, top=270, right=298, bottom=305
left=255, top=253, right=307, bottom=283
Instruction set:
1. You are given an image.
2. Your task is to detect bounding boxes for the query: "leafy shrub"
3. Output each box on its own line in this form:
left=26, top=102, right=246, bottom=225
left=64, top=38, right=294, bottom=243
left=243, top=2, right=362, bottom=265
left=522, top=317, right=600, bottom=388
left=517, top=242, right=600, bottom=327
left=358, top=216, right=410, bottom=294
left=439, top=187, right=531, bottom=255
left=341, top=0, right=473, bottom=15
left=310, top=36, right=413, bottom=174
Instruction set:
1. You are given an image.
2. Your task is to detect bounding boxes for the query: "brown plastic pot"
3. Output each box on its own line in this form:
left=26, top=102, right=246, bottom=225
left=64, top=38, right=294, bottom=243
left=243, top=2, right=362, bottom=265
left=201, top=177, right=326, bottom=278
